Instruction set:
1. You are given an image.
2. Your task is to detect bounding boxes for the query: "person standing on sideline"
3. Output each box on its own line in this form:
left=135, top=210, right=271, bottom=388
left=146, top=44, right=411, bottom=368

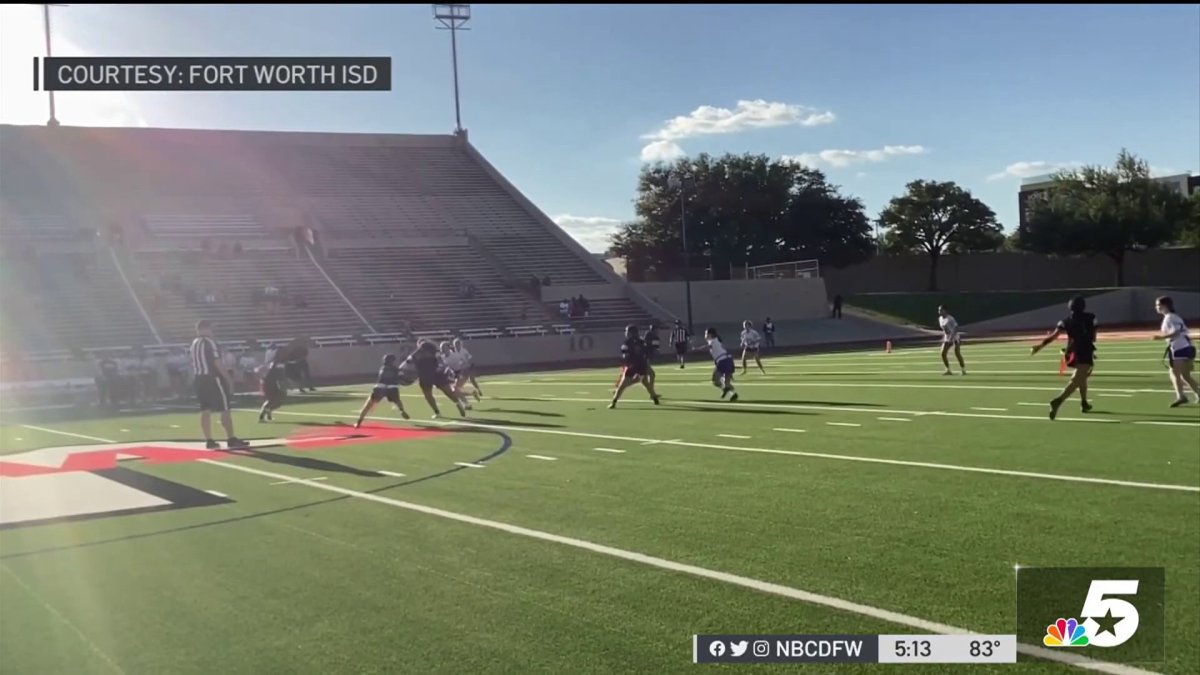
left=669, top=319, right=690, bottom=369
left=762, top=317, right=776, bottom=348
left=831, top=295, right=843, bottom=319
left=189, top=320, right=249, bottom=449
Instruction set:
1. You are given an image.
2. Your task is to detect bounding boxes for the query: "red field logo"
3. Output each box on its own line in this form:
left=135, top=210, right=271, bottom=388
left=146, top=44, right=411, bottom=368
left=0, top=424, right=445, bottom=529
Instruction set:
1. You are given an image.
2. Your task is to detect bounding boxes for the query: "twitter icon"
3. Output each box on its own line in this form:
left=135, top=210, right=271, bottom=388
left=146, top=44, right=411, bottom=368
left=730, top=640, right=748, bottom=657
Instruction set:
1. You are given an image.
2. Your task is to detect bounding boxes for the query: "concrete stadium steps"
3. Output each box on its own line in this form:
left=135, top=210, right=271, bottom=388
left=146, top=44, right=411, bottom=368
left=130, top=249, right=369, bottom=343
left=545, top=298, right=655, bottom=331
left=320, top=247, right=542, bottom=333
left=0, top=251, right=156, bottom=351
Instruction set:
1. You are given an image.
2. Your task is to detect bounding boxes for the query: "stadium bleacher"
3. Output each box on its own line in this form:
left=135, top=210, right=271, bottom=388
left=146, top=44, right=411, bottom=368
left=0, top=123, right=660, bottom=355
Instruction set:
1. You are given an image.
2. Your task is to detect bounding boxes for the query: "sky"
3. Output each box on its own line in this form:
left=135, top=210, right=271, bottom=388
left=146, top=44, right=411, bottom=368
left=2, top=3, right=1198, bottom=253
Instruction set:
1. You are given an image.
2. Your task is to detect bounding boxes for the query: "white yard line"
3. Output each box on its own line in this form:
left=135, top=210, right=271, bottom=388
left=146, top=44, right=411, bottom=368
left=1134, top=421, right=1200, bottom=428
left=251, top=409, right=1199, bottom=493
left=526, top=455, right=558, bottom=461
left=877, top=417, right=912, bottom=423
left=270, top=476, right=327, bottom=486
left=377, top=470, right=407, bottom=478
left=19, top=425, right=114, bottom=443
left=591, top=448, right=626, bottom=454
left=827, top=422, right=862, bottom=428
left=196, top=458, right=1162, bottom=675
left=971, top=407, right=1008, bottom=412
left=204, top=490, right=228, bottom=498
left=772, top=428, right=806, bottom=433
left=717, top=434, right=752, bottom=439
left=455, top=462, right=486, bottom=469
left=483, top=381, right=1173, bottom=396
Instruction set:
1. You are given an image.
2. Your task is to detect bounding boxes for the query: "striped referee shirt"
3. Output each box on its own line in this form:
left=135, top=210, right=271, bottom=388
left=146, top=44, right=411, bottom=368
left=189, top=337, right=222, bottom=377
left=669, top=326, right=689, bottom=344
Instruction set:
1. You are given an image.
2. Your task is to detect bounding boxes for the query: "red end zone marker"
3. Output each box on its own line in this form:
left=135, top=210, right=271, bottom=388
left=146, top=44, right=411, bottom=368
left=284, top=423, right=446, bottom=451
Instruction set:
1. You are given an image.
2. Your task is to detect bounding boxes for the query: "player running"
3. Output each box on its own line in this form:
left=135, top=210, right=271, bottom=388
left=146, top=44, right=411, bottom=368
left=1031, top=296, right=1096, bottom=420
left=740, top=320, right=766, bottom=375
left=1155, top=295, right=1199, bottom=407
left=353, top=354, right=414, bottom=428
left=609, top=325, right=662, bottom=409
left=453, top=338, right=483, bottom=400
left=938, top=305, right=966, bottom=375
left=257, top=360, right=287, bottom=422
left=696, top=327, right=738, bottom=401
left=669, top=319, right=690, bottom=368
left=411, top=340, right=467, bottom=419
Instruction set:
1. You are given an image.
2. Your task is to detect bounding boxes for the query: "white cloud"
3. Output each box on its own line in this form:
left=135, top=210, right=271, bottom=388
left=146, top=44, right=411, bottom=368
left=640, top=99, right=834, bottom=163
left=639, top=140, right=686, bottom=163
left=856, top=172, right=868, bottom=178
left=986, top=160, right=1083, bottom=182
left=0, top=5, right=149, bottom=127
left=781, top=145, right=928, bottom=170
left=551, top=214, right=625, bottom=253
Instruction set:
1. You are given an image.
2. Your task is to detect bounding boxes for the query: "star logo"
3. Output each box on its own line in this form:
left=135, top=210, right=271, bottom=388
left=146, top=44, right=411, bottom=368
left=1090, top=608, right=1123, bottom=638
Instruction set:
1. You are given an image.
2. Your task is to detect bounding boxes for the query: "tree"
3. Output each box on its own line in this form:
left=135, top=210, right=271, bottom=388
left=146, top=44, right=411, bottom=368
left=609, top=153, right=873, bottom=280
left=1016, top=150, right=1190, bottom=285
left=877, top=180, right=1003, bottom=291
left=1179, top=190, right=1200, bottom=248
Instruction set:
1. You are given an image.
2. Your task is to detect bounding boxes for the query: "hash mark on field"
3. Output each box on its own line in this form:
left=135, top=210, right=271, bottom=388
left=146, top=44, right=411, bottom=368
left=13, top=437, right=22, bottom=441
left=119, top=429, right=131, bottom=433
left=1135, top=421, right=1200, bottom=428
left=718, top=434, right=752, bottom=439
left=641, top=438, right=681, bottom=446
left=205, top=490, right=228, bottom=498
left=1099, top=394, right=1133, bottom=398
left=591, top=447, right=626, bottom=454
left=971, top=407, right=1008, bottom=412
left=877, top=417, right=912, bottom=423
left=270, top=476, right=327, bottom=486
left=773, top=428, right=806, bottom=433
left=826, top=422, right=861, bottom=428
left=1016, top=402, right=1044, bottom=407
left=169, top=424, right=180, bottom=428
left=526, top=454, right=558, bottom=461
left=455, top=462, right=486, bottom=468
left=377, top=470, right=406, bottom=478
left=203, top=458, right=1167, bottom=675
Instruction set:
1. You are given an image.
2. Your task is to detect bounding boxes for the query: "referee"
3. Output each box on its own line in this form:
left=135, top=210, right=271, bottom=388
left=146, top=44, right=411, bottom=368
left=189, top=320, right=249, bottom=450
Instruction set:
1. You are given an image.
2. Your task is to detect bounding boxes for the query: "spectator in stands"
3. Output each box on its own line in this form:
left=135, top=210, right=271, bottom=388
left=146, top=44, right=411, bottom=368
left=577, top=295, right=591, bottom=317
left=542, top=274, right=552, bottom=287
left=832, top=295, right=843, bottom=319
left=528, top=275, right=541, bottom=295
left=204, top=290, right=217, bottom=305
left=559, top=299, right=570, bottom=318
left=95, top=356, right=121, bottom=411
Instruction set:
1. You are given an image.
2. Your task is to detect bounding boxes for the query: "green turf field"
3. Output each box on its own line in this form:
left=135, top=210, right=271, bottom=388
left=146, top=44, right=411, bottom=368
left=1, top=339, right=1197, bottom=674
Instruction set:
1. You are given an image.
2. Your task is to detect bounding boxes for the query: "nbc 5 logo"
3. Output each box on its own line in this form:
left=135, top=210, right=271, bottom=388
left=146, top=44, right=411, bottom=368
left=1080, top=579, right=1140, bottom=647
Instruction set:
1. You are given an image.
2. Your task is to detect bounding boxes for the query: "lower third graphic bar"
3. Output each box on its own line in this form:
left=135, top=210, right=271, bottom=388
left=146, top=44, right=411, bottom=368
left=693, top=634, right=1017, bottom=664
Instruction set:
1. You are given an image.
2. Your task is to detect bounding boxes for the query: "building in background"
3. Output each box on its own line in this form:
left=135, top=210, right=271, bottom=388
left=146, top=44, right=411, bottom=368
left=1018, top=173, right=1200, bottom=231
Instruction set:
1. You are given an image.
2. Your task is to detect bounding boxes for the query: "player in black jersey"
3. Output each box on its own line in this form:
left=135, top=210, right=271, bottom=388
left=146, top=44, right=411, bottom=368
left=257, top=360, right=288, bottom=422
left=354, top=354, right=414, bottom=428
left=410, top=340, right=467, bottom=419
left=1031, top=296, right=1097, bottom=420
left=669, top=319, right=690, bottom=368
left=609, top=325, right=662, bottom=409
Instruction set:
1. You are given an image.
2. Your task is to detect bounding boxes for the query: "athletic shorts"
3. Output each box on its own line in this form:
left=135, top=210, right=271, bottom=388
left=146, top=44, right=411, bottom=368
left=743, top=345, right=760, bottom=353
left=714, top=357, right=735, bottom=378
left=194, top=375, right=231, bottom=412
left=370, top=386, right=401, bottom=404
left=1170, top=345, right=1197, bottom=362
left=418, top=371, right=449, bottom=390
left=1067, top=350, right=1095, bottom=368
left=622, top=362, right=648, bottom=378
left=261, top=382, right=286, bottom=407
left=943, top=335, right=961, bottom=345
left=674, top=342, right=688, bottom=356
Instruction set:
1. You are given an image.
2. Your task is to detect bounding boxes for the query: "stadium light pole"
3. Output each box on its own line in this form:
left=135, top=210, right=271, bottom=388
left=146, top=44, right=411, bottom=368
left=35, top=3, right=68, bottom=126
left=432, top=4, right=470, bottom=134
left=667, top=172, right=695, bottom=335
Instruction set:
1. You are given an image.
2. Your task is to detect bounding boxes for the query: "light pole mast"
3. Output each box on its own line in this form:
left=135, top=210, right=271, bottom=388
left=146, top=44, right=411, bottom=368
left=432, top=4, right=471, bottom=134
left=667, top=172, right=695, bottom=335
left=38, top=4, right=68, bottom=126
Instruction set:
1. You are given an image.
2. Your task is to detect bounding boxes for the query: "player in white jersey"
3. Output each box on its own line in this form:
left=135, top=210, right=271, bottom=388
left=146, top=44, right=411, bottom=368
left=938, top=306, right=966, bottom=375
left=1155, top=296, right=1199, bottom=407
left=694, top=327, right=738, bottom=401
left=439, top=341, right=476, bottom=408
left=453, top=338, right=483, bottom=400
left=739, top=320, right=767, bottom=375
